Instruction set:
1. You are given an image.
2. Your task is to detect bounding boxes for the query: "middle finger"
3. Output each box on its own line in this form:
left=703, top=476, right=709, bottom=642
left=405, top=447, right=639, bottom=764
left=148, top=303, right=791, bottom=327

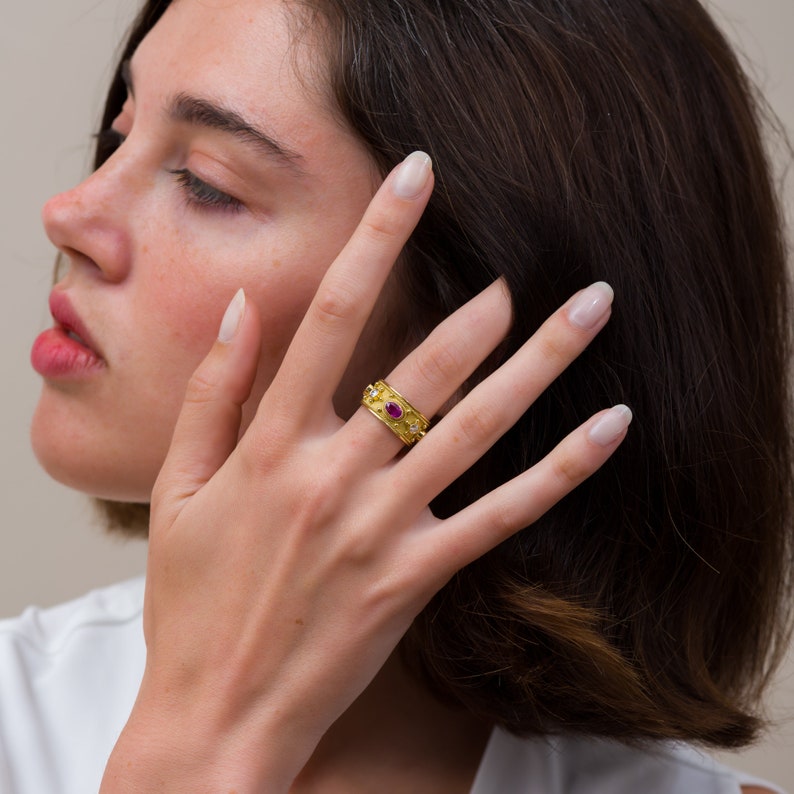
left=343, top=282, right=612, bottom=487
left=394, top=281, right=615, bottom=504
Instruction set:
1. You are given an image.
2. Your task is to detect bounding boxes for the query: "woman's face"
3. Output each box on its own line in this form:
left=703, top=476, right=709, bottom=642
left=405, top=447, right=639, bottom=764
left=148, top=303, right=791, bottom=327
left=31, top=0, right=378, bottom=501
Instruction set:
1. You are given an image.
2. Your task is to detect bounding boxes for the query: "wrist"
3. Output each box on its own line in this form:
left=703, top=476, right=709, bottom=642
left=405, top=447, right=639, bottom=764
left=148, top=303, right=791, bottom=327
left=100, top=691, right=309, bottom=793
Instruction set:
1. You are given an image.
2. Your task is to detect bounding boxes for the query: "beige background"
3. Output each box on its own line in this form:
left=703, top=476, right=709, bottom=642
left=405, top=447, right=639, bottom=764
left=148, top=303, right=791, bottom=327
left=1, top=0, right=792, bottom=787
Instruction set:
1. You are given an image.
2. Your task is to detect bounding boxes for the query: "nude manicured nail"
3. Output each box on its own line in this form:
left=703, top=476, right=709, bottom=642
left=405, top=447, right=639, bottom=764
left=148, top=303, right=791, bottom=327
left=568, top=282, right=614, bottom=330
left=392, top=151, right=432, bottom=199
left=218, top=288, right=245, bottom=343
left=588, top=405, right=633, bottom=446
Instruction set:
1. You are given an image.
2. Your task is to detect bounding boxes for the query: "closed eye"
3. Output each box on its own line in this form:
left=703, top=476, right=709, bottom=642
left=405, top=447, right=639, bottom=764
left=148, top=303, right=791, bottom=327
left=169, top=168, right=244, bottom=213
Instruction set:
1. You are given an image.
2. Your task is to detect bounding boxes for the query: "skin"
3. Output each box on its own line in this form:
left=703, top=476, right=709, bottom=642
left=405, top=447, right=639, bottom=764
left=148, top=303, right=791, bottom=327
left=98, top=159, right=625, bottom=792
left=28, top=0, right=724, bottom=791
left=35, top=1, right=504, bottom=787
left=33, top=0, right=379, bottom=501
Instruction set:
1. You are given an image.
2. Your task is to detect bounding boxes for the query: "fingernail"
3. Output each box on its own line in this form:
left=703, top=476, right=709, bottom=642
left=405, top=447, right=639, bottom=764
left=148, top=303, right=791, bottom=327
left=588, top=404, right=633, bottom=446
left=218, top=288, right=245, bottom=343
left=392, top=151, right=432, bottom=199
left=568, top=282, right=614, bottom=330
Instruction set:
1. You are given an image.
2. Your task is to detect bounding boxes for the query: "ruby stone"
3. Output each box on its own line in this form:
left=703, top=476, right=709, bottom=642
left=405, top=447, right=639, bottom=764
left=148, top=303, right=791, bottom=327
left=384, top=401, right=404, bottom=420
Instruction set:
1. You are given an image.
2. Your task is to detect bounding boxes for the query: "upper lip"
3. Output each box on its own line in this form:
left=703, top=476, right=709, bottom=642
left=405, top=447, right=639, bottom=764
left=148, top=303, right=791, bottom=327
left=48, top=290, right=104, bottom=359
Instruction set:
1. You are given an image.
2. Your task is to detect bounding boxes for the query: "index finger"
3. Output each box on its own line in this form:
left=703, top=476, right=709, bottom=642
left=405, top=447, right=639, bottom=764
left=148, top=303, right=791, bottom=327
left=271, top=151, right=434, bottom=425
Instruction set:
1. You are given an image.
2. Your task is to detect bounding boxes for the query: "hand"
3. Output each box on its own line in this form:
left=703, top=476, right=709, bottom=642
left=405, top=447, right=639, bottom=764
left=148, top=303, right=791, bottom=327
left=101, top=152, right=629, bottom=793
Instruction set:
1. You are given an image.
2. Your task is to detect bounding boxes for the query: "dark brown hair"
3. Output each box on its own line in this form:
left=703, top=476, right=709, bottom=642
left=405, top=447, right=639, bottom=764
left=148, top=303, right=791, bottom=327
left=94, top=0, right=793, bottom=748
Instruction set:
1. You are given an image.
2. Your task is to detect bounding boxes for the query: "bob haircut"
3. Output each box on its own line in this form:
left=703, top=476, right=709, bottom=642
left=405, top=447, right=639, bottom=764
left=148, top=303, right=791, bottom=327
left=94, top=0, right=793, bottom=748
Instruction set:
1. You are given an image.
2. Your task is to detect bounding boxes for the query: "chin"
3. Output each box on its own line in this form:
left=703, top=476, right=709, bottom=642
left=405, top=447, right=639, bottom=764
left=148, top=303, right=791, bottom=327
left=30, top=391, right=162, bottom=503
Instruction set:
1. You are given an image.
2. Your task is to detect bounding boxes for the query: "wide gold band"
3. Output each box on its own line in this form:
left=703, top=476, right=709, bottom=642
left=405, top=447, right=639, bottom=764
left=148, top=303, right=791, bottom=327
left=362, top=380, right=430, bottom=446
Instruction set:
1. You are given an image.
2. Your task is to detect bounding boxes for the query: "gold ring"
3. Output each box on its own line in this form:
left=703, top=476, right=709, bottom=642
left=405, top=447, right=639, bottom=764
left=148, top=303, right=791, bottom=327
left=362, top=380, right=430, bottom=446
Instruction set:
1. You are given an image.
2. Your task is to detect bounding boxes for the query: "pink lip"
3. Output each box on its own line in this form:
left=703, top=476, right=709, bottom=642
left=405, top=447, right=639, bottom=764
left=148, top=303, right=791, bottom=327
left=30, top=291, right=106, bottom=379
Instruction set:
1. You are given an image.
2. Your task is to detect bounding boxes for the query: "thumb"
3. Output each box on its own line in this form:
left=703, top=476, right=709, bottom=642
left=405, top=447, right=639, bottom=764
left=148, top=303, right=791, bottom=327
left=153, top=288, right=261, bottom=517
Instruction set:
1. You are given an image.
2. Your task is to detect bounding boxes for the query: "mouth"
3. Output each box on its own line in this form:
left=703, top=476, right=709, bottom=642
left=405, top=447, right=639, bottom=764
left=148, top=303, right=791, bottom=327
left=63, top=326, right=90, bottom=348
left=30, top=290, right=107, bottom=380
left=48, top=291, right=103, bottom=358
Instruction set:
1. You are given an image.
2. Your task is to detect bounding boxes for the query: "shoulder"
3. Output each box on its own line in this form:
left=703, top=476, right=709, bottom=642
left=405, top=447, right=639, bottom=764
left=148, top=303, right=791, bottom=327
left=0, top=578, right=146, bottom=793
left=471, top=728, right=788, bottom=794
left=0, top=576, right=146, bottom=717
left=0, top=575, right=146, bottom=717
left=0, top=576, right=145, bottom=651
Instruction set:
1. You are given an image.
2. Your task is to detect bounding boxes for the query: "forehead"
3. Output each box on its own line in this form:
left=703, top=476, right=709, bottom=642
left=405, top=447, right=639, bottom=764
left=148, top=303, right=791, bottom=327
left=133, top=0, right=332, bottom=146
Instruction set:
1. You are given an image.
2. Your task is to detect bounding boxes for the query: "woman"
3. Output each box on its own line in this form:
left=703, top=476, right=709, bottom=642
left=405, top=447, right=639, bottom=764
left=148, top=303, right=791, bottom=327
left=2, top=0, right=790, bottom=791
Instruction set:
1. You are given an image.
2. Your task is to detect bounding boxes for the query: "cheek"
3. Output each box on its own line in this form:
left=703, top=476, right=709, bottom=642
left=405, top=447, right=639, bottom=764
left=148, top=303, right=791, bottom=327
left=136, top=183, right=374, bottom=425
left=135, top=235, right=325, bottom=407
left=136, top=228, right=249, bottom=359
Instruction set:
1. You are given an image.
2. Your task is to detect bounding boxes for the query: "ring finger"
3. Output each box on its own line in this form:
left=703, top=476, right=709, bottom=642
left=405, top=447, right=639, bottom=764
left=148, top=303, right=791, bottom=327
left=348, top=281, right=614, bottom=472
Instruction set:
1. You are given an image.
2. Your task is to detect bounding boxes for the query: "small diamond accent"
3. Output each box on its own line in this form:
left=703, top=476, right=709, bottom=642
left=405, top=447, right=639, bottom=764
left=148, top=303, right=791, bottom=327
left=409, top=423, right=419, bottom=434
left=368, top=388, right=379, bottom=398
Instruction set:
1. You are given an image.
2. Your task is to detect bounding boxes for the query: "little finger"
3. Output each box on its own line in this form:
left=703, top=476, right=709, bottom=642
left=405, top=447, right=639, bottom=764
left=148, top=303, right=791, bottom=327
left=426, top=405, right=633, bottom=573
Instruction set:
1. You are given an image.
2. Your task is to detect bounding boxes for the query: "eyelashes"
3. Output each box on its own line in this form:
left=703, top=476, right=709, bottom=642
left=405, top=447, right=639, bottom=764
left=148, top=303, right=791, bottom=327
left=92, top=127, right=244, bottom=214
left=168, top=168, right=243, bottom=213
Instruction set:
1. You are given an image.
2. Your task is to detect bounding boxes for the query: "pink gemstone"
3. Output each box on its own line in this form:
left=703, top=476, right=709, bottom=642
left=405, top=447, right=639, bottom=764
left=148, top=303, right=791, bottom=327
left=384, top=401, right=404, bottom=420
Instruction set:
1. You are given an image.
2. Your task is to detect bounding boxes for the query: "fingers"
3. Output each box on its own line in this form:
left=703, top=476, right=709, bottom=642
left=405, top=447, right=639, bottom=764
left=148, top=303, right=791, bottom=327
left=153, top=289, right=262, bottom=513
left=273, top=152, right=434, bottom=424
left=425, top=405, right=633, bottom=574
left=386, top=282, right=614, bottom=493
left=343, top=279, right=513, bottom=460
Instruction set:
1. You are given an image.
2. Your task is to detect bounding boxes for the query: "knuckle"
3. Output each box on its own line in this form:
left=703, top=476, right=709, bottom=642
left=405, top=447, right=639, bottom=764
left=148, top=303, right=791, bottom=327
left=312, top=282, right=359, bottom=327
left=549, top=451, right=589, bottom=489
left=240, top=427, right=292, bottom=474
left=183, top=365, right=221, bottom=407
left=454, top=401, right=502, bottom=447
left=535, top=331, right=575, bottom=368
left=486, top=499, right=517, bottom=538
left=296, top=477, right=339, bottom=525
left=364, top=568, right=411, bottom=612
left=361, top=205, right=401, bottom=244
left=417, top=338, right=466, bottom=390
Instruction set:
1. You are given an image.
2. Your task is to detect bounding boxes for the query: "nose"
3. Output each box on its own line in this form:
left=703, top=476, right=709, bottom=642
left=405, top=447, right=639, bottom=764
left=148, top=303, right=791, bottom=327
left=42, top=157, right=134, bottom=283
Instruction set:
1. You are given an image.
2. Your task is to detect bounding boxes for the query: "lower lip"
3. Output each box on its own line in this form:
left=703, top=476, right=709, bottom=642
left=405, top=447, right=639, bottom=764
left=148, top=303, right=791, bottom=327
left=30, top=328, right=105, bottom=379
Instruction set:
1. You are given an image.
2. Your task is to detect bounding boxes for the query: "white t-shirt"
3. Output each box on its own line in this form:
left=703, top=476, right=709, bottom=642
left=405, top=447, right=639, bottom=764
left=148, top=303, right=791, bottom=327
left=0, top=579, right=786, bottom=794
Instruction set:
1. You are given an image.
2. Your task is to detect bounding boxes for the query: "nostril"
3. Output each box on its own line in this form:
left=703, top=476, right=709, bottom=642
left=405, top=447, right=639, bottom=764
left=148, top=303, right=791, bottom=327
left=55, top=247, right=105, bottom=278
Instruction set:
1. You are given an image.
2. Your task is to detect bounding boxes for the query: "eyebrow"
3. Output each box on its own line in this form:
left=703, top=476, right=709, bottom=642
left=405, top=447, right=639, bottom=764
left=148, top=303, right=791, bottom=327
left=120, top=59, right=305, bottom=173
left=169, top=94, right=305, bottom=172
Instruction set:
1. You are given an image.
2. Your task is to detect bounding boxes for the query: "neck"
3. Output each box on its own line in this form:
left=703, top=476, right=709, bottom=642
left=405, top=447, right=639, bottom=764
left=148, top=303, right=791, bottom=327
left=291, top=651, right=491, bottom=793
